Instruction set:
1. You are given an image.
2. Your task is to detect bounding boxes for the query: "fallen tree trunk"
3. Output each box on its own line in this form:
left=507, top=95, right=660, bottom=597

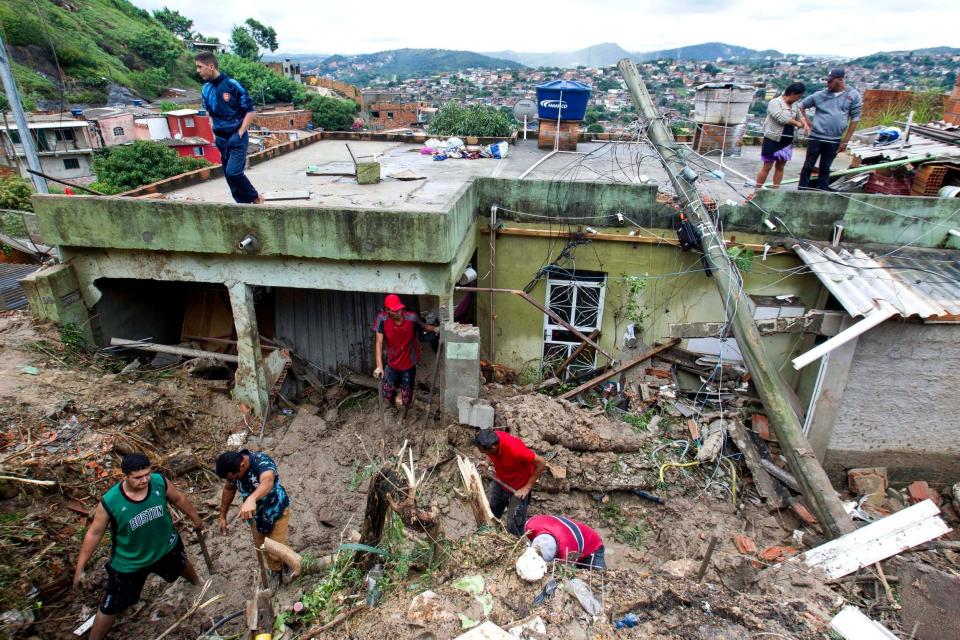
left=260, top=537, right=333, bottom=577
left=457, top=455, right=496, bottom=526
left=540, top=429, right=648, bottom=453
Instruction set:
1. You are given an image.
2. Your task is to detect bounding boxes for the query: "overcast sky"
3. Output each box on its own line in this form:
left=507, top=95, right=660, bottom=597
left=132, top=0, right=959, bottom=58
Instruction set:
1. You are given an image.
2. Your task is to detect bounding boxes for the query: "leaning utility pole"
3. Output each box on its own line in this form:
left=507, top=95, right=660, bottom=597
left=0, top=31, right=48, bottom=194
left=617, top=58, right=854, bottom=538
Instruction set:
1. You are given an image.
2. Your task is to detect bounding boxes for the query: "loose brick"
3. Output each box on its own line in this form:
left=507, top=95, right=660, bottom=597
left=734, top=534, right=757, bottom=555
left=848, top=467, right=889, bottom=506
left=751, top=414, right=772, bottom=441
left=758, top=546, right=798, bottom=562
left=790, top=500, right=818, bottom=526
left=907, top=481, right=942, bottom=507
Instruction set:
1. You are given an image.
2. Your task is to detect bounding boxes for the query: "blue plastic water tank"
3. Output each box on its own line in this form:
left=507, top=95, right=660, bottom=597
left=535, top=80, right=592, bottom=121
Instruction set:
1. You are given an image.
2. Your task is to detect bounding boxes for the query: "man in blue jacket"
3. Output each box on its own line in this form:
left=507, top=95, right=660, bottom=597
left=195, top=52, right=263, bottom=204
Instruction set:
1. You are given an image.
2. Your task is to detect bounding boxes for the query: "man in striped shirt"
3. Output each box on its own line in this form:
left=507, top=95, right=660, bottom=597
left=523, top=514, right=606, bottom=570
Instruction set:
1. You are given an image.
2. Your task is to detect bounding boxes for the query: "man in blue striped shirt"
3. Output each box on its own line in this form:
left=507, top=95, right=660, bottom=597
left=195, top=52, right=263, bottom=204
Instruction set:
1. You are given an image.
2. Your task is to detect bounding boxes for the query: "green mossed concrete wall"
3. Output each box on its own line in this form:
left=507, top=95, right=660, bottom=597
left=32, top=195, right=472, bottom=265
left=474, top=220, right=821, bottom=385
left=721, top=189, right=960, bottom=249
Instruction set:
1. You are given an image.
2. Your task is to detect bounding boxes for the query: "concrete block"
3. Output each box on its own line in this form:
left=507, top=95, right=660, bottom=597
left=19, top=264, right=93, bottom=345
left=458, top=396, right=494, bottom=429
left=443, top=322, right=481, bottom=414
left=356, top=161, right=381, bottom=184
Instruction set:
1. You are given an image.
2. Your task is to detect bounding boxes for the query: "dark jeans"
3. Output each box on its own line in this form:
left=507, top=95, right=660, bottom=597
left=798, top=138, right=840, bottom=190
left=215, top=132, right=260, bottom=203
left=488, top=480, right=531, bottom=536
left=575, top=545, right=606, bottom=571
left=382, top=365, right=416, bottom=406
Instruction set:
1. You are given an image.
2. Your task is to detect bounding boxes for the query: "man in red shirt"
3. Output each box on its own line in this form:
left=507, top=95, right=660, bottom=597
left=373, top=294, right=438, bottom=414
left=475, top=429, right=546, bottom=535
left=524, top=514, right=606, bottom=570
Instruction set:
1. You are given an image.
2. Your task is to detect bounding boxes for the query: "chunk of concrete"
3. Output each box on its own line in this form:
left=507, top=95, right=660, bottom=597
left=458, top=396, right=494, bottom=429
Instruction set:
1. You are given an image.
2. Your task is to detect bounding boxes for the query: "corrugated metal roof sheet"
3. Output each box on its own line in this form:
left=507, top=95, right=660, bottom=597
left=274, top=288, right=382, bottom=380
left=793, top=243, right=960, bottom=322
left=0, top=263, right=41, bottom=311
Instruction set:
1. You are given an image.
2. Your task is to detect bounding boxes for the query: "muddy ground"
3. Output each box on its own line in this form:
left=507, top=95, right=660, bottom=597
left=1, top=312, right=956, bottom=639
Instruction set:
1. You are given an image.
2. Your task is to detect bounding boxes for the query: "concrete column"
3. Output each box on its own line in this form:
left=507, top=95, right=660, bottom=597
left=227, top=282, right=269, bottom=417
left=442, top=322, right=481, bottom=414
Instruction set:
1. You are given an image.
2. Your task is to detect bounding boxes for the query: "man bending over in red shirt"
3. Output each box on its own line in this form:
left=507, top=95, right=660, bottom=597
left=475, top=429, right=546, bottom=536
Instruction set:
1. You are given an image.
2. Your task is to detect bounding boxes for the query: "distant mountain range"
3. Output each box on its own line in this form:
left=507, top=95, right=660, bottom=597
left=485, top=42, right=785, bottom=68
left=290, top=48, right=522, bottom=84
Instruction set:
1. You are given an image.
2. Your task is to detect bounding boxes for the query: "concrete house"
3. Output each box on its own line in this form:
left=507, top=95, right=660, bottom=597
left=21, top=132, right=960, bottom=485
left=0, top=114, right=100, bottom=182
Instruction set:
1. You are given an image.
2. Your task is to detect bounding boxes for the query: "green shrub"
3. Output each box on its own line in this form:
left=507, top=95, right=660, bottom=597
left=218, top=54, right=307, bottom=105
left=130, top=27, right=182, bottom=70
left=0, top=175, right=34, bottom=212
left=92, top=141, right=210, bottom=193
left=130, top=68, right=172, bottom=98
left=306, top=95, right=358, bottom=131
left=428, top=103, right=513, bottom=137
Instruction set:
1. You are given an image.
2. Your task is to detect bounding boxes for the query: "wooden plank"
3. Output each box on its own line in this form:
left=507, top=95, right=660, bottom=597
left=727, top=420, right=788, bottom=508
left=262, top=190, right=311, bottom=201
left=830, top=606, right=899, bottom=640
left=559, top=339, right=679, bottom=400
left=481, top=226, right=793, bottom=254
left=799, top=500, right=951, bottom=580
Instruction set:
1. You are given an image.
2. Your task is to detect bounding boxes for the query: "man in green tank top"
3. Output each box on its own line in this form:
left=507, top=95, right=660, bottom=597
left=73, top=454, right=206, bottom=639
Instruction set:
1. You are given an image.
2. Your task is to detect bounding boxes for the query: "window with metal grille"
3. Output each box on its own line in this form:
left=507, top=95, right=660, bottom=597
left=54, top=129, right=75, bottom=141
left=542, top=270, right=606, bottom=377
left=63, top=158, right=80, bottom=170
left=112, top=126, right=125, bottom=136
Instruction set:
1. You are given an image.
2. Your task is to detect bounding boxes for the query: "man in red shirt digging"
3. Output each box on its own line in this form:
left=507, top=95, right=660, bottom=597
left=372, top=294, right=438, bottom=416
left=475, top=429, right=546, bottom=536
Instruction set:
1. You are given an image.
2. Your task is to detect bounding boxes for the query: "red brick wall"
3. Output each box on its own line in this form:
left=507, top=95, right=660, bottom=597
left=692, top=123, right=745, bottom=154
left=538, top=119, right=580, bottom=151
left=862, top=89, right=916, bottom=120
left=254, top=110, right=313, bottom=130
left=308, top=78, right=364, bottom=109
left=945, top=77, right=960, bottom=125
left=367, top=102, right=426, bottom=130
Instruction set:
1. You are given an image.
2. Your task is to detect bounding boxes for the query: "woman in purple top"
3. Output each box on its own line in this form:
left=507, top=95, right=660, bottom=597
left=755, top=83, right=810, bottom=189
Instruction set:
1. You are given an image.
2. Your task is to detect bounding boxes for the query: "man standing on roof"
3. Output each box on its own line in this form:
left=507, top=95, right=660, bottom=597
left=372, top=294, right=438, bottom=416
left=475, top=429, right=546, bottom=536
left=215, top=449, right=291, bottom=590
left=797, top=68, right=862, bottom=192
left=73, top=454, right=205, bottom=640
left=195, top=52, right=263, bottom=205
left=523, top=514, right=606, bottom=570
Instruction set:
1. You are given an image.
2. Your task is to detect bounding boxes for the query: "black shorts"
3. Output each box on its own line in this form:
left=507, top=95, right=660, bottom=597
left=100, top=535, right=186, bottom=615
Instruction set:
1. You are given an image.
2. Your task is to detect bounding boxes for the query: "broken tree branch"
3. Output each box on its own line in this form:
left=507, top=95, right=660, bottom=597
left=110, top=338, right=239, bottom=363
left=457, top=455, right=495, bottom=527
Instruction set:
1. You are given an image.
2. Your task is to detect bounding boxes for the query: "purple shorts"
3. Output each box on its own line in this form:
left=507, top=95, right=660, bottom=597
left=761, top=144, right=793, bottom=164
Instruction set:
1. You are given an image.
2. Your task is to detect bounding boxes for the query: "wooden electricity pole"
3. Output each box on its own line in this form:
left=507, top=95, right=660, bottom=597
left=617, top=58, right=854, bottom=538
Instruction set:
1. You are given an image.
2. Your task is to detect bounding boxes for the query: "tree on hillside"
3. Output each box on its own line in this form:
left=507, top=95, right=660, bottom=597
left=244, top=19, right=278, bottom=55
left=153, top=7, right=193, bottom=39
left=91, top=141, right=209, bottom=194
left=306, top=95, right=359, bottom=130
left=230, top=26, right=259, bottom=61
left=230, top=19, right=278, bottom=61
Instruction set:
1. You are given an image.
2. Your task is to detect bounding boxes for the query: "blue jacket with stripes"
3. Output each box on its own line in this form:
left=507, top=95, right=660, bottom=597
left=201, top=73, right=255, bottom=138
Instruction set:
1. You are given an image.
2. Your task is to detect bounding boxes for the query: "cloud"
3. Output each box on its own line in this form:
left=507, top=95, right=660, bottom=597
left=130, top=0, right=959, bottom=57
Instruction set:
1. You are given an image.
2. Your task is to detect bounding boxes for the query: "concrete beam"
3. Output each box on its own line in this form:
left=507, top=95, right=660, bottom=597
left=442, top=323, right=481, bottom=415
left=669, top=310, right=847, bottom=338
left=19, top=264, right=94, bottom=345
left=61, top=247, right=469, bottom=308
left=33, top=195, right=472, bottom=264
left=227, top=282, right=269, bottom=417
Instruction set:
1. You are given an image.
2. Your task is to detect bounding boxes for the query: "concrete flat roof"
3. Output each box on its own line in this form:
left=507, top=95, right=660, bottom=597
left=163, top=138, right=804, bottom=210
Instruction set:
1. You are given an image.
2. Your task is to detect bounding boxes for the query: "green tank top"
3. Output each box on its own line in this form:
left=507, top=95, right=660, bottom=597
left=102, top=473, right=178, bottom=572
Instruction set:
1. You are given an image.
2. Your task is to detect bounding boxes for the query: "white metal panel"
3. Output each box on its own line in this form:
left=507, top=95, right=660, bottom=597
left=794, top=243, right=960, bottom=321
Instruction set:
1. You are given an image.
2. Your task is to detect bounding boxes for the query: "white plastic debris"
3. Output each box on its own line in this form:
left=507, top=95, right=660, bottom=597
left=515, top=546, right=547, bottom=582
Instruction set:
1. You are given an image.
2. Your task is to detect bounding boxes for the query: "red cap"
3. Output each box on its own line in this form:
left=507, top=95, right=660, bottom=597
left=384, top=294, right=404, bottom=311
